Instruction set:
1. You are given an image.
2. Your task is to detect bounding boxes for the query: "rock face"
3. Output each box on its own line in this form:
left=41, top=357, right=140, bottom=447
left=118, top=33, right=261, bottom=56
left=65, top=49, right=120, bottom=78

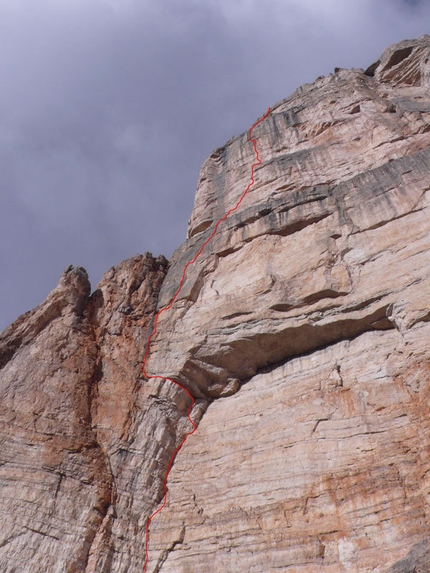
left=0, top=256, right=174, bottom=572
left=1, top=36, right=430, bottom=573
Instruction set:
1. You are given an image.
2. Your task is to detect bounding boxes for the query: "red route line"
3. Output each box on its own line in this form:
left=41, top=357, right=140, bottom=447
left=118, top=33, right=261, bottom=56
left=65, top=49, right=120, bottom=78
left=141, top=106, right=271, bottom=572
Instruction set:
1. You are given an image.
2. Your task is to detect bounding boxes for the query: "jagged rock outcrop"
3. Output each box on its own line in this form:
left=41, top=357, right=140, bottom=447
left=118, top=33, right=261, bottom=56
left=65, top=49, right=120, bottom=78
left=0, top=256, right=179, bottom=572
left=1, top=36, right=430, bottom=572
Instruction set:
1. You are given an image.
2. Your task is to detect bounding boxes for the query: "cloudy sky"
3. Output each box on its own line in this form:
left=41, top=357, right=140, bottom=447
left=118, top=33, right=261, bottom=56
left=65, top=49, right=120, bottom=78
left=0, top=0, right=429, bottom=330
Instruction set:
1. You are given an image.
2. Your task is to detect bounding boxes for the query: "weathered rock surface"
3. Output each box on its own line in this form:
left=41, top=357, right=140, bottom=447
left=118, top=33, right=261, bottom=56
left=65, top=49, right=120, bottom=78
left=1, top=36, right=430, bottom=572
left=0, top=255, right=186, bottom=573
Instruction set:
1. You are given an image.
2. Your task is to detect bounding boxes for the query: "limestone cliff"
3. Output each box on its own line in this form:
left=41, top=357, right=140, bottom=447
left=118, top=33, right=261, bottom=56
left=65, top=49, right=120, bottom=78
left=1, top=36, right=430, bottom=573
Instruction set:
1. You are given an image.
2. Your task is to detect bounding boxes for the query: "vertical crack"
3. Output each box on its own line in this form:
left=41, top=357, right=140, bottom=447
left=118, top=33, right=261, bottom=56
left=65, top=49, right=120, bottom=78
left=153, top=526, right=186, bottom=573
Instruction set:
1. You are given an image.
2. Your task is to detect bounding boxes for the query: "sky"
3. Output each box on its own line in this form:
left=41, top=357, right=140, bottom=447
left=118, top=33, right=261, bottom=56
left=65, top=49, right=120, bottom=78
left=0, top=0, right=429, bottom=330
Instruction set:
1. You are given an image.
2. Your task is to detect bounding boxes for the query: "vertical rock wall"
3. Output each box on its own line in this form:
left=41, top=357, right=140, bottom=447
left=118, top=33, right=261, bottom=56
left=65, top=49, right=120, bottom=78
left=145, top=35, right=430, bottom=572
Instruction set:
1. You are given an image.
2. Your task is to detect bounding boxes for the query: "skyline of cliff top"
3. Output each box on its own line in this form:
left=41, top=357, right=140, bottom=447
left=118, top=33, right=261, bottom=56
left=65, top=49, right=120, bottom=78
left=1, top=2, right=430, bottom=331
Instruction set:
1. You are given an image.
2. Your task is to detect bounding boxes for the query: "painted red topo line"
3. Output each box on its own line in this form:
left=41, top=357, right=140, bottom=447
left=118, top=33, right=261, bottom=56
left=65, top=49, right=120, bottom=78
left=141, top=106, right=271, bottom=572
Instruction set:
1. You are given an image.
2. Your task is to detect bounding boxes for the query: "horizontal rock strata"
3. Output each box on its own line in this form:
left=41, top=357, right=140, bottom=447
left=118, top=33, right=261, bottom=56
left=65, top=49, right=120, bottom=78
left=145, top=35, right=430, bottom=572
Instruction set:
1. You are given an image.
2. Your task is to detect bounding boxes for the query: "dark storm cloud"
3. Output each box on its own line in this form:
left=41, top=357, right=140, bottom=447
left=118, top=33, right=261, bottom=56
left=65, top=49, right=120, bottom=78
left=400, top=0, right=421, bottom=6
left=0, top=0, right=429, bottom=329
